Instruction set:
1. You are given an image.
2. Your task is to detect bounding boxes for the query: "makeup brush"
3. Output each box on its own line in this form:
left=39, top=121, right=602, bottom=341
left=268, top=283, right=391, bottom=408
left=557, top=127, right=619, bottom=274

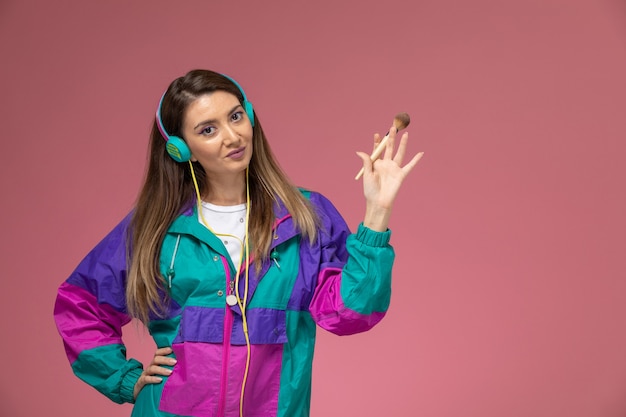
left=355, top=112, right=411, bottom=180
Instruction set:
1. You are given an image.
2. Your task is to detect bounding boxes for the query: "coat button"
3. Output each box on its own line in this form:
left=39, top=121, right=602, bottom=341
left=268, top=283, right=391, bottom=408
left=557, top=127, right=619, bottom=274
left=213, top=255, right=219, bottom=261
left=217, top=290, right=224, bottom=297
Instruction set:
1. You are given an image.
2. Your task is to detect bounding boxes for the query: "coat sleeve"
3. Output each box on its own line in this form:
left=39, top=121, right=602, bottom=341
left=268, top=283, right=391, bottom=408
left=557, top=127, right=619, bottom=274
left=308, top=192, right=395, bottom=335
left=53, top=214, right=143, bottom=404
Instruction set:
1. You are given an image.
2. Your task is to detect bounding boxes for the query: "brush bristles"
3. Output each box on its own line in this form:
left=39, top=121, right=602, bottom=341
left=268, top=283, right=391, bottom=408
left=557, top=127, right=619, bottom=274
left=393, top=112, right=411, bottom=131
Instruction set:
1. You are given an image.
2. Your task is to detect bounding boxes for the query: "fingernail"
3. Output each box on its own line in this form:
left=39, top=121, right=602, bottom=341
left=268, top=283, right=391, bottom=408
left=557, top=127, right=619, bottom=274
left=170, top=359, right=177, bottom=365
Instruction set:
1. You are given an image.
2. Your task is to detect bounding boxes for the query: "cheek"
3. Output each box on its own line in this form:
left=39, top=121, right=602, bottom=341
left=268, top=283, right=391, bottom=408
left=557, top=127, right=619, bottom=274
left=247, top=136, right=254, bottom=156
left=188, top=143, right=218, bottom=163
left=245, top=126, right=254, bottom=146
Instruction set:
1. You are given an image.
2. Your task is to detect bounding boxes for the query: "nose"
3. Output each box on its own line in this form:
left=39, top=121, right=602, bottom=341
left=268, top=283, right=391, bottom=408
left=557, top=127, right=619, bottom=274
left=222, top=123, right=241, bottom=146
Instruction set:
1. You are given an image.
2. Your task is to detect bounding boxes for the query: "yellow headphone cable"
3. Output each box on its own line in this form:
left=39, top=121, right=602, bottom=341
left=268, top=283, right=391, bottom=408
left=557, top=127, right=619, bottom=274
left=188, top=161, right=252, bottom=417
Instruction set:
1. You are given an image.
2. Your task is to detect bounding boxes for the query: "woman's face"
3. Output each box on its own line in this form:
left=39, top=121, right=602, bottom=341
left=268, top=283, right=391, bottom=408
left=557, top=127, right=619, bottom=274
left=181, top=90, right=254, bottom=179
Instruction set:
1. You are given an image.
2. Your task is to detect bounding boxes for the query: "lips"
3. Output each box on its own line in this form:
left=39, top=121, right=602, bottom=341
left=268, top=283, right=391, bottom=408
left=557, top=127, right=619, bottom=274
left=226, top=147, right=246, bottom=159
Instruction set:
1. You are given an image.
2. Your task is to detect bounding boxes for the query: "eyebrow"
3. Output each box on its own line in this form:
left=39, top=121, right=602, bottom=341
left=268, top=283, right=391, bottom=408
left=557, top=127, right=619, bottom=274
left=194, top=104, right=243, bottom=130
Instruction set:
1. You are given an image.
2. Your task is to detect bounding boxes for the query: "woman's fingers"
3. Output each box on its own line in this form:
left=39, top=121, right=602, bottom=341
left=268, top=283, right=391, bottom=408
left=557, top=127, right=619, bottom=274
left=155, top=346, right=173, bottom=356
left=379, top=130, right=421, bottom=173
left=145, top=362, right=174, bottom=376
left=356, top=151, right=373, bottom=173
left=147, top=347, right=177, bottom=375
left=381, top=127, right=396, bottom=160
left=153, top=347, right=176, bottom=365
left=358, top=123, right=423, bottom=181
left=140, top=374, right=165, bottom=384
left=372, top=133, right=381, bottom=153
left=402, top=151, right=424, bottom=174
left=133, top=347, right=177, bottom=399
left=392, top=132, right=409, bottom=164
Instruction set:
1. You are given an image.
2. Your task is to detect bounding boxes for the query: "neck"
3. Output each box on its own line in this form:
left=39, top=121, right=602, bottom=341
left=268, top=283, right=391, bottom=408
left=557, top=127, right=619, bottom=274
left=203, top=173, right=247, bottom=206
left=204, top=194, right=246, bottom=206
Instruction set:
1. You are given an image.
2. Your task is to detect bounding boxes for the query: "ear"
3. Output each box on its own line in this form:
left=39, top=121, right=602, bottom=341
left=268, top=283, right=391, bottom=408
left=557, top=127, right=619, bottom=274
left=165, top=136, right=192, bottom=162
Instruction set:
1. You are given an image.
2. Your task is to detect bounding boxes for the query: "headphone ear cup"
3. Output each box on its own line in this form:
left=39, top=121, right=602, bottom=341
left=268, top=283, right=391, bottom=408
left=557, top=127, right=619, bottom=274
left=166, top=136, right=192, bottom=162
left=244, top=101, right=255, bottom=127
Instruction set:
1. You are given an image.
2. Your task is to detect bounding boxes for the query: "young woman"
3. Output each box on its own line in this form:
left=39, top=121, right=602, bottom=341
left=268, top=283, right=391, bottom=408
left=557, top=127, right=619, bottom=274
left=54, top=69, right=422, bottom=417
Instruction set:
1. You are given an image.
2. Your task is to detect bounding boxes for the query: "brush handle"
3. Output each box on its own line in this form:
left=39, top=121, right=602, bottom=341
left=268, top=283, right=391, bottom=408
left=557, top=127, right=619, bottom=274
left=354, top=132, right=391, bottom=180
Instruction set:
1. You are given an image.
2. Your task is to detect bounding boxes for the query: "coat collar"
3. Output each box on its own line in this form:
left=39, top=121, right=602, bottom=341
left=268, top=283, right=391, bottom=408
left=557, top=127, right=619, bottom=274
left=166, top=199, right=297, bottom=257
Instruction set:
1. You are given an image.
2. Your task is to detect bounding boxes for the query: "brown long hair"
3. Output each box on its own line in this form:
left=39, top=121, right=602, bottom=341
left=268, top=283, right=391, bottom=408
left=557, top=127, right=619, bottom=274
left=126, top=70, right=319, bottom=323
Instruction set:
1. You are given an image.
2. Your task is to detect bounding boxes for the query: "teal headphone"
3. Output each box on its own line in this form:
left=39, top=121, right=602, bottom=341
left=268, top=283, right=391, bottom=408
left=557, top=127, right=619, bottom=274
left=155, top=74, right=255, bottom=163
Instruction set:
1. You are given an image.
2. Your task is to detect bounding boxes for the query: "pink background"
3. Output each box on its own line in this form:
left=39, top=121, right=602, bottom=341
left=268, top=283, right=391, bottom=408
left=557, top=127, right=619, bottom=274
left=1, top=0, right=625, bottom=416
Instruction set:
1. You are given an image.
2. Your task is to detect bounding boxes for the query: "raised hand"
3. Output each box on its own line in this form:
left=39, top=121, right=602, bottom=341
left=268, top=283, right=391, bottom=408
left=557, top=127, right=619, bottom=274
left=356, top=125, right=423, bottom=232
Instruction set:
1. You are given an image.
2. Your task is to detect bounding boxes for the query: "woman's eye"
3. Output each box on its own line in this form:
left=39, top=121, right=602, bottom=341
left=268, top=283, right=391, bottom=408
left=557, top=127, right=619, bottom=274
left=231, top=111, right=243, bottom=122
left=201, top=126, right=216, bottom=135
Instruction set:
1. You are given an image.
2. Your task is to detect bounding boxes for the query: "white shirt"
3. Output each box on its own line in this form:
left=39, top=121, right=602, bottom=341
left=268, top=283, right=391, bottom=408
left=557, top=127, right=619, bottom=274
left=199, top=201, right=247, bottom=270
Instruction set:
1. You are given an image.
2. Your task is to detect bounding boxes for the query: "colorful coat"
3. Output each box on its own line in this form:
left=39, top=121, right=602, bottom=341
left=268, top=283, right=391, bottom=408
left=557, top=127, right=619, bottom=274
left=54, top=191, right=394, bottom=417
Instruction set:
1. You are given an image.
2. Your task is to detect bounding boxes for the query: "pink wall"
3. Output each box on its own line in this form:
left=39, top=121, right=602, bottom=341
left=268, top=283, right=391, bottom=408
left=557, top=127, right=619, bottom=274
left=1, top=0, right=625, bottom=416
